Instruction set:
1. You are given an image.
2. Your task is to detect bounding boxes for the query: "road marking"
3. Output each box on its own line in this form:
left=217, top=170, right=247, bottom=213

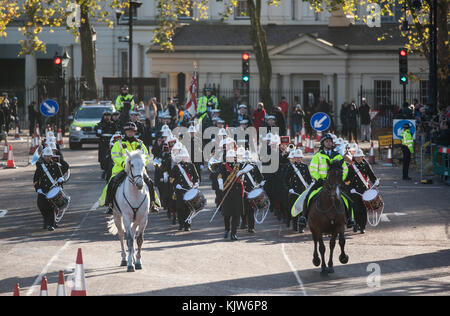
left=0, top=210, right=8, bottom=217
left=281, top=243, right=308, bottom=296
left=26, top=201, right=98, bottom=296
left=380, top=212, right=406, bottom=222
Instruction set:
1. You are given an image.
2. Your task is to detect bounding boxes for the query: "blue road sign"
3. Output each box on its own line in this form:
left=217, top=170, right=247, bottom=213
left=393, top=119, right=416, bottom=140
left=40, top=99, right=59, bottom=117
left=310, top=112, right=331, bottom=132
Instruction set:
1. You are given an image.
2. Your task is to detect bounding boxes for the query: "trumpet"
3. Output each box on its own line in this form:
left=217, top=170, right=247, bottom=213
left=286, top=143, right=296, bottom=153
left=153, top=157, right=162, bottom=168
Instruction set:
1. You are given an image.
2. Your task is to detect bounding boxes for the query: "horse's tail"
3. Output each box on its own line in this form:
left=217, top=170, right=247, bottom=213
left=107, top=216, right=121, bottom=235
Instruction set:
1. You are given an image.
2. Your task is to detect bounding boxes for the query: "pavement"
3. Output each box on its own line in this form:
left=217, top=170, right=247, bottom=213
left=0, top=138, right=449, bottom=296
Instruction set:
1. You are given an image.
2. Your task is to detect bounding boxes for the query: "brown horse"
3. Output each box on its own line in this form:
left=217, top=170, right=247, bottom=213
left=308, top=159, right=349, bottom=275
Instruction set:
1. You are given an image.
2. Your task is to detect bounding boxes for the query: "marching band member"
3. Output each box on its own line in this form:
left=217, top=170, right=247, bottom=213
left=241, top=149, right=265, bottom=233
left=217, top=149, right=245, bottom=241
left=170, top=148, right=200, bottom=231
left=276, top=137, right=291, bottom=226
left=33, top=147, right=69, bottom=231
left=345, top=149, right=379, bottom=234
left=188, top=124, right=203, bottom=181
left=283, top=148, right=312, bottom=232
left=95, top=111, right=117, bottom=179
left=298, top=133, right=349, bottom=229
left=99, top=122, right=158, bottom=215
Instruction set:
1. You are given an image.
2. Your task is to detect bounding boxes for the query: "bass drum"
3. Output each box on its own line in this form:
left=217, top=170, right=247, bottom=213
left=362, top=189, right=384, bottom=227
left=183, top=188, right=206, bottom=212
left=46, top=186, right=71, bottom=223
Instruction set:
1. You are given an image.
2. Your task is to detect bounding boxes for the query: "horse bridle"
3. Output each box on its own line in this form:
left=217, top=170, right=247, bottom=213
left=128, top=163, right=143, bottom=186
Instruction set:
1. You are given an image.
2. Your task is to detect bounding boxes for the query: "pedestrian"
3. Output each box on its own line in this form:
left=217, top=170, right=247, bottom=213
left=359, top=98, right=372, bottom=142
left=401, top=123, right=414, bottom=180
left=10, top=97, right=20, bottom=133
left=251, top=102, right=266, bottom=132
left=347, top=101, right=358, bottom=143
left=277, top=96, right=289, bottom=118
left=303, top=102, right=314, bottom=137
left=272, top=106, right=286, bottom=136
left=1, top=93, right=11, bottom=135
left=290, top=103, right=304, bottom=139
left=339, top=102, right=349, bottom=139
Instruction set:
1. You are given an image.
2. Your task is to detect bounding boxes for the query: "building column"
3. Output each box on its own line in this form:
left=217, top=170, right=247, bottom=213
left=133, top=43, right=140, bottom=80
left=324, top=73, right=336, bottom=121
left=336, top=73, right=348, bottom=130
left=143, top=45, right=152, bottom=77
left=168, top=72, right=178, bottom=97
left=25, top=53, right=37, bottom=120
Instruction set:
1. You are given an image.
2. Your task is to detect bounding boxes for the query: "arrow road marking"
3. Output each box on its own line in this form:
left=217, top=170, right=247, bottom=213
left=43, top=102, right=56, bottom=114
left=380, top=212, right=406, bottom=222
left=0, top=210, right=8, bottom=217
left=314, top=115, right=328, bottom=128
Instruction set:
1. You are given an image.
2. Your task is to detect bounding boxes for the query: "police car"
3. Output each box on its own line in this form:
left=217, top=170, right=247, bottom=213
left=68, top=100, right=115, bottom=149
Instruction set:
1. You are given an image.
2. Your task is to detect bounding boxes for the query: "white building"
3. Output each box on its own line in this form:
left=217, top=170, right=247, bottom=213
left=0, top=1, right=430, bottom=125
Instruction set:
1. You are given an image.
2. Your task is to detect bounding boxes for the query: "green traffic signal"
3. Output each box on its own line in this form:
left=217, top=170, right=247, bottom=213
left=400, top=76, right=407, bottom=83
left=243, top=76, right=249, bottom=82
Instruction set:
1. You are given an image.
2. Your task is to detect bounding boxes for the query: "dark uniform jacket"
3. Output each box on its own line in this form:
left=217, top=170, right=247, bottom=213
left=283, top=162, right=312, bottom=194
left=241, top=163, right=264, bottom=195
left=170, top=162, right=200, bottom=191
left=33, top=159, right=69, bottom=194
left=217, top=162, right=244, bottom=217
left=345, top=159, right=377, bottom=194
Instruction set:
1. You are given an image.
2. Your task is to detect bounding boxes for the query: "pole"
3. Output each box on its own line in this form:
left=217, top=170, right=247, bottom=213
left=427, top=0, right=437, bottom=110
left=128, top=0, right=133, bottom=90
left=402, top=83, right=406, bottom=105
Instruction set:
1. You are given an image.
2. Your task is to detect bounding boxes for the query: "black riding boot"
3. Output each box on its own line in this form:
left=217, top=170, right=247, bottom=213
left=144, top=174, right=159, bottom=212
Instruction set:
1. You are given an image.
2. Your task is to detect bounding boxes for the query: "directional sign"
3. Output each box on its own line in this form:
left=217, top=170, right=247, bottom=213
left=40, top=99, right=59, bottom=117
left=393, top=119, right=416, bottom=140
left=310, top=112, right=331, bottom=132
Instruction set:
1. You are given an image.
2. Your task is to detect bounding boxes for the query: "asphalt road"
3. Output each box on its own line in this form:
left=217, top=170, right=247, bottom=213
left=0, top=143, right=449, bottom=296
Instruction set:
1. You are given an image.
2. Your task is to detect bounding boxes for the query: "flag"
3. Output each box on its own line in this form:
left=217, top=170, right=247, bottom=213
left=185, top=72, right=197, bottom=117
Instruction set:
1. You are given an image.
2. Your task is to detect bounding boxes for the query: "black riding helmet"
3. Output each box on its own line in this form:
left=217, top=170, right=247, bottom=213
left=320, top=133, right=334, bottom=145
left=123, top=122, right=137, bottom=132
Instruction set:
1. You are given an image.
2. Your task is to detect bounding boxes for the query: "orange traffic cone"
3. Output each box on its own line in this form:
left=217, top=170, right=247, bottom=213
left=316, top=131, right=322, bottom=142
left=56, top=270, right=66, bottom=296
left=13, top=283, right=20, bottom=296
left=2, top=138, right=8, bottom=160
left=40, top=276, right=48, bottom=296
left=4, top=145, right=16, bottom=169
left=383, top=145, right=393, bottom=167
left=71, top=248, right=87, bottom=296
left=301, top=123, right=305, bottom=140
left=29, top=133, right=36, bottom=154
left=14, top=124, right=21, bottom=141
left=369, top=142, right=376, bottom=164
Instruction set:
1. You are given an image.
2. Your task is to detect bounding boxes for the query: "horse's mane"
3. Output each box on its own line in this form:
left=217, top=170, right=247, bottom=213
left=125, top=150, right=145, bottom=166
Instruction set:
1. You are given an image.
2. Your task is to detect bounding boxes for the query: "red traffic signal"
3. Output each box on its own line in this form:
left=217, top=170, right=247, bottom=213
left=53, top=57, right=62, bottom=65
left=399, top=49, right=407, bottom=57
left=242, top=53, right=250, bottom=61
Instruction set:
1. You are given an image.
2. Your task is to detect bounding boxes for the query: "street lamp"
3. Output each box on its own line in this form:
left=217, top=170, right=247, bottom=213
left=116, top=1, right=142, bottom=90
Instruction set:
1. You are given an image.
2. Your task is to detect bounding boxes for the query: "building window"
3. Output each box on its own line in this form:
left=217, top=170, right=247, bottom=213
left=235, top=0, right=249, bottom=19
left=179, top=1, right=194, bottom=19
left=120, top=50, right=128, bottom=78
left=374, top=80, right=392, bottom=105
left=420, top=80, right=429, bottom=105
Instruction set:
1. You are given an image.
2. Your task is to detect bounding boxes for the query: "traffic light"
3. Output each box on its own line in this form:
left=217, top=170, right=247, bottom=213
left=242, top=52, right=250, bottom=82
left=53, top=54, right=63, bottom=81
left=399, top=48, right=408, bottom=84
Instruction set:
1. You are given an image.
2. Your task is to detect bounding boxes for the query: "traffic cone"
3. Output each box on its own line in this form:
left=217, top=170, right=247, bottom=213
left=56, top=270, right=66, bottom=296
left=14, top=124, right=21, bottom=141
left=383, top=145, right=393, bottom=167
left=13, top=283, right=20, bottom=296
left=316, top=131, right=322, bottom=142
left=71, top=248, right=87, bottom=296
left=369, top=142, right=376, bottom=164
left=301, top=123, right=305, bottom=140
left=35, top=124, right=40, bottom=138
left=2, top=138, right=8, bottom=160
left=57, top=128, right=64, bottom=148
left=40, top=276, right=48, bottom=296
left=4, top=145, right=16, bottom=169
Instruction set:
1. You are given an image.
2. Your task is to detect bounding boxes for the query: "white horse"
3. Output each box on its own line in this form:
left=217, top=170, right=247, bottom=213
left=108, top=150, right=150, bottom=272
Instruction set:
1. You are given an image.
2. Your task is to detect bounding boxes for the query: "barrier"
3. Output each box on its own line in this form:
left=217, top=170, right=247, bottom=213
left=433, top=145, right=450, bottom=185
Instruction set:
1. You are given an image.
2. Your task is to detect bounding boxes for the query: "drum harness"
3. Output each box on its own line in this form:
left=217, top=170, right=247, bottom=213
left=350, top=162, right=370, bottom=190
left=291, top=163, right=309, bottom=191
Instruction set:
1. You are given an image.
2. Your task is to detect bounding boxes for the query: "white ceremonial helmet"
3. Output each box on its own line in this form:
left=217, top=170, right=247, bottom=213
left=218, top=128, right=228, bottom=137
left=349, top=143, right=358, bottom=153
left=42, top=147, right=53, bottom=157
left=236, top=146, right=245, bottom=157
left=48, top=142, right=57, bottom=150
left=226, top=149, right=236, bottom=158
left=288, top=150, right=296, bottom=159
left=188, top=125, right=196, bottom=133
left=270, top=134, right=281, bottom=146
left=294, top=149, right=304, bottom=158
left=354, top=149, right=365, bottom=157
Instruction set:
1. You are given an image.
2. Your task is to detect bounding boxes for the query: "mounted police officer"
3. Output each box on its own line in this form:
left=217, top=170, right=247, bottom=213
left=298, top=133, right=350, bottom=229
left=115, top=85, right=135, bottom=113
left=99, top=122, right=158, bottom=215
left=95, top=111, right=117, bottom=179
left=196, top=87, right=218, bottom=125
left=33, top=147, right=70, bottom=231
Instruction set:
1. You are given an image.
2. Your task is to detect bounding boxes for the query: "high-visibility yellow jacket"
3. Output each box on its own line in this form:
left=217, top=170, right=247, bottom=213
left=111, top=137, right=149, bottom=174
left=401, top=129, right=414, bottom=153
left=115, top=94, right=135, bottom=112
left=309, top=150, right=348, bottom=181
left=197, top=95, right=218, bottom=122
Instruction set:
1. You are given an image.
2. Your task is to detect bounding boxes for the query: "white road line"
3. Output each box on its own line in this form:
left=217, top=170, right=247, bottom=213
left=0, top=210, right=8, bottom=217
left=380, top=214, right=391, bottom=222
left=281, top=243, right=308, bottom=296
left=26, top=201, right=98, bottom=296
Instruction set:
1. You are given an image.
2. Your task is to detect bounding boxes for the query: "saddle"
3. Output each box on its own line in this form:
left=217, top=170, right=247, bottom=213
left=307, top=186, right=348, bottom=214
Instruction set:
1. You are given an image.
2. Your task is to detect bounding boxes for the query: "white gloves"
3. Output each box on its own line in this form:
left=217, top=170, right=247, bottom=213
left=260, top=180, right=266, bottom=187
left=194, top=182, right=199, bottom=189
left=163, top=172, right=168, bottom=183
left=374, top=179, right=380, bottom=187
left=289, top=189, right=295, bottom=194
left=37, top=189, right=43, bottom=194
left=218, top=178, right=224, bottom=191
left=58, top=177, right=64, bottom=183
left=176, top=184, right=182, bottom=190
left=236, top=171, right=243, bottom=178
left=97, top=129, right=102, bottom=135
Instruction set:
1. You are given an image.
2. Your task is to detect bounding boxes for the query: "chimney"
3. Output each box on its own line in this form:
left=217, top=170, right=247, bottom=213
left=328, top=8, right=352, bottom=27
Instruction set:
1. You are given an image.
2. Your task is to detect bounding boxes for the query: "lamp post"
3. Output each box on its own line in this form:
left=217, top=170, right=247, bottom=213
left=426, top=0, right=437, bottom=110
left=61, top=52, right=71, bottom=132
left=116, top=1, right=142, bottom=90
